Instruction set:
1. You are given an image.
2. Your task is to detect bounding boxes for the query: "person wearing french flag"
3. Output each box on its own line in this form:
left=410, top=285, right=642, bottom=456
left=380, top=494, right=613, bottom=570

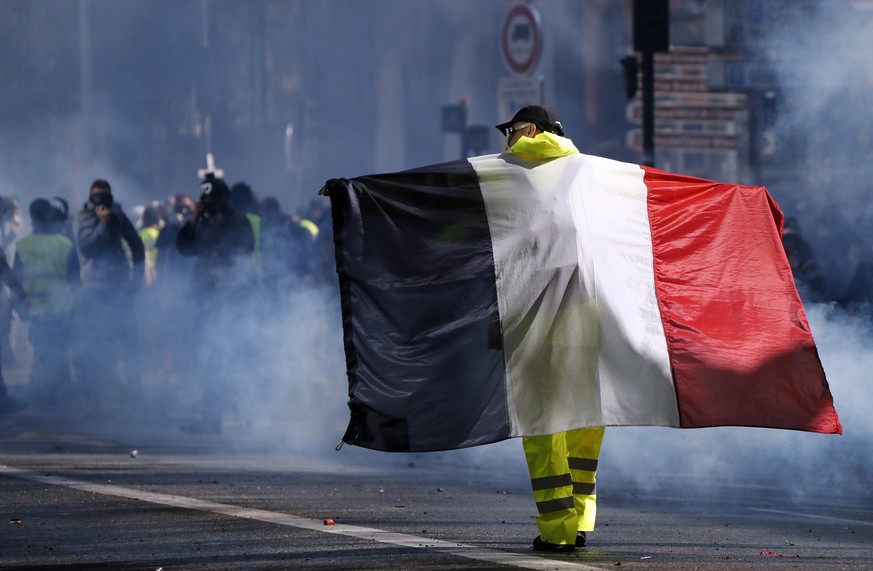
left=496, top=106, right=603, bottom=552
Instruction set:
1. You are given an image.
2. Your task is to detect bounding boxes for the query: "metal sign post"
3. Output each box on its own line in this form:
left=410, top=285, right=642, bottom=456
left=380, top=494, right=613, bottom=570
left=501, top=3, right=542, bottom=76
left=497, top=3, right=545, bottom=127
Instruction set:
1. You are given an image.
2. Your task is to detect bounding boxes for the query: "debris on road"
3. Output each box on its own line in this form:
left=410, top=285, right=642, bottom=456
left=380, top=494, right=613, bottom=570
left=759, top=551, right=783, bottom=557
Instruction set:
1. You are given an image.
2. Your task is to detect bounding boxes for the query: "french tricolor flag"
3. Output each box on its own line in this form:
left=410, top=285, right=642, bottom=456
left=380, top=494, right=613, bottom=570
left=326, top=152, right=841, bottom=452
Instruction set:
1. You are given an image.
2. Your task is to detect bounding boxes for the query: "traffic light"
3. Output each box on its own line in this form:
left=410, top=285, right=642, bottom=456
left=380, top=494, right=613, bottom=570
left=633, top=0, right=669, bottom=53
left=620, top=55, right=639, bottom=99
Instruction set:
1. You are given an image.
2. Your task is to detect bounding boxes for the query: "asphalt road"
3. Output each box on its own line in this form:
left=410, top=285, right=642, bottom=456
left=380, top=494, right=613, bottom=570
left=1, top=407, right=871, bottom=570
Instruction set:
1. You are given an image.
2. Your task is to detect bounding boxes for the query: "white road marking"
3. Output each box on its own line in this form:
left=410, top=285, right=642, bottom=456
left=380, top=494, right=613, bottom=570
left=1, top=464, right=604, bottom=571
left=748, top=507, right=873, bottom=527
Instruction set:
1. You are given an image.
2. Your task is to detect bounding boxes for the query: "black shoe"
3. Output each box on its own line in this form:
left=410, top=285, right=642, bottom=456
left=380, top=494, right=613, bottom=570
left=532, top=536, right=575, bottom=552
left=575, top=531, right=587, bottom=547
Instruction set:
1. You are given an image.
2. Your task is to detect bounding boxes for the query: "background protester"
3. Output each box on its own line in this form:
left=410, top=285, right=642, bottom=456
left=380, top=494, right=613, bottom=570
left=0, top=195, right=24, bottom=372
left=13, top=198, right=78, bottom=407
left=136, top=203, right=164, bottom=287
left=176, top=174, right=255, bottom=433
left=73, top=179, right=145, bottom=411
left=150, top=193, right=197, bottom=387
left=0, top=243, right=28, bottom=416
left=259, top=195, right=312, bottom=293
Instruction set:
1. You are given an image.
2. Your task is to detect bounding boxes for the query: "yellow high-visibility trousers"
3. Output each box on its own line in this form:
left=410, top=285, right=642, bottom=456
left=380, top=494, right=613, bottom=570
left=522, top=426, right=605, bottom=545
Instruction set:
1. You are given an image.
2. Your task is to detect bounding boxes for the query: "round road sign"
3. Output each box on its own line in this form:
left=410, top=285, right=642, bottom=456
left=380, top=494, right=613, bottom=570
left=501, top=3, right=542, bottom=75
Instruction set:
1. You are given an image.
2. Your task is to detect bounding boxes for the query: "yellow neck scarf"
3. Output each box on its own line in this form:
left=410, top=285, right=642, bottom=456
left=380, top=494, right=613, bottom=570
left=509, top=131, right=579, bottom=160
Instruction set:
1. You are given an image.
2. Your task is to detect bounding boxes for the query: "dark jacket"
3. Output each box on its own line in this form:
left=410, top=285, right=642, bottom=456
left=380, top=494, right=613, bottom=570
left=74, top=201, right=145, bottom=289
left=175, top=207, right=255, bottom=293
left=0, top=248, right=29, bottom=319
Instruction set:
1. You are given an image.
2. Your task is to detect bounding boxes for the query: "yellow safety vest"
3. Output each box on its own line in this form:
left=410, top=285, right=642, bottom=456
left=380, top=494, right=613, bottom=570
left=246, top=212, right=262, bottom=257
left=299, top=218, right=319, bottom=240
left=509, top=131, right=580, bottom=160
left=15, top=233, right=75, bottom=315
left=138, top=226, right=160, bottom=285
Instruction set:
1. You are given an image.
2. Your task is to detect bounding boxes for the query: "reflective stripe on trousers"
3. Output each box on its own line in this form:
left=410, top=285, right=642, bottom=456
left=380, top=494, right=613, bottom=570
left=522, top=426, right=605, bottom=545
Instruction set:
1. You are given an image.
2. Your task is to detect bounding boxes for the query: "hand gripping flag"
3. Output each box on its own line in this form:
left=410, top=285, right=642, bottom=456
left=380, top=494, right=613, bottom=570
left=325, top=152, right=841, bottom=452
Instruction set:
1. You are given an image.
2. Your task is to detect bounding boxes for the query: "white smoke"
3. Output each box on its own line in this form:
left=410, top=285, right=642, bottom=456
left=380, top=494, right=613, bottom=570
left=2, top=2, right=870, bottom=508
left=760, top=3, right=873, bottom=295
left=596, top=303, right=867, bottom=503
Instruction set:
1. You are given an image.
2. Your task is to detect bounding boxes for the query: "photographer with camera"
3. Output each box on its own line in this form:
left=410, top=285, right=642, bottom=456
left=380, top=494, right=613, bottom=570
left=176, top=173, right=255, bottom=434
left=177, top=174, right=255, bottom=292
left=75, top=179, right=144, bottom=287
left=73, top=179, right=145, bottom=412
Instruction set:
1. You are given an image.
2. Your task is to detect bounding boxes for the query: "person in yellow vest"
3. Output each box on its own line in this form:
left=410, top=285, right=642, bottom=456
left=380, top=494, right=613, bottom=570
left=495, top=106, right=606, bottom=552
left=317, top=106, right=605, bottom=551
left=137, top=204, right=163, bottom=286
left=13, top=198, right=78, bottom=407
left=230, top=182, right=262, bottom=276
left=297, top=216, right=319, bottom=241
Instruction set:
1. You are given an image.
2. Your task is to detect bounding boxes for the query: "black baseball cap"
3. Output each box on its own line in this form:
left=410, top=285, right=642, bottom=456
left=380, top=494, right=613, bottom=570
left=495, top=105, right=565, bottom=137
left=199, top=173, right=230, bottom=204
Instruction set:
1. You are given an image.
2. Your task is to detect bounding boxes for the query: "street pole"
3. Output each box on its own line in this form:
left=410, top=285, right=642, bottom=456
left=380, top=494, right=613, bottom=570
left=632, top=0, right=669, bottom=168
left=641, top=50, right=655, bottom=167
left=78, top=0, right=93, bottom=172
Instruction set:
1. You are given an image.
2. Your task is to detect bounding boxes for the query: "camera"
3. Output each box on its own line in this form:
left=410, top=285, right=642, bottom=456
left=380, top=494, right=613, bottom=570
left=200, top=200, right=219, bottom=216
left=90, top=192, right=114, bottom=208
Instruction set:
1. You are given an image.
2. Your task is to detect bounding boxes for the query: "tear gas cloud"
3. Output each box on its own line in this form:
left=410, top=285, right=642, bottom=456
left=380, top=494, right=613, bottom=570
left=598, top=2, right=873, bottom=504
left=758, top=3, right=873, bottom=296
left=414, top=3, right=873, bottom=504
left=0, top=1, right=870, bottom=504
left=0, top=0, right=511, bottom=465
